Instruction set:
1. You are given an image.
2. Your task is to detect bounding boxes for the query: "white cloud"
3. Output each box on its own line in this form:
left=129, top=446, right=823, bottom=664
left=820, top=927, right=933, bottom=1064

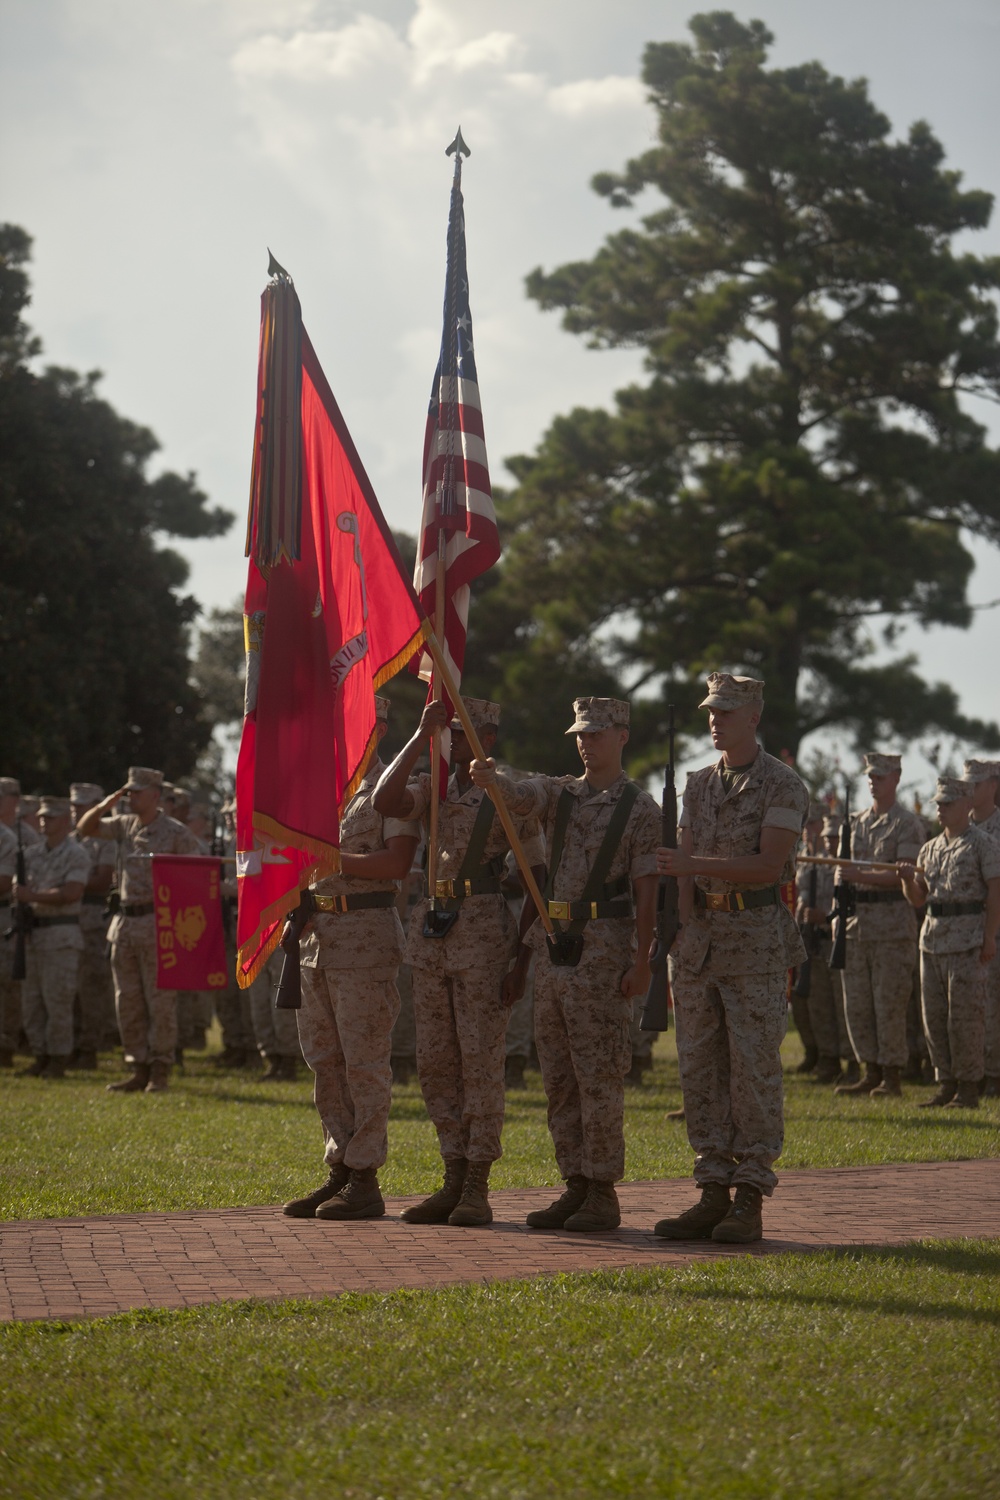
left=232, top=15, right=407, bottom=81
left=548, top=74, right=646, bottom=117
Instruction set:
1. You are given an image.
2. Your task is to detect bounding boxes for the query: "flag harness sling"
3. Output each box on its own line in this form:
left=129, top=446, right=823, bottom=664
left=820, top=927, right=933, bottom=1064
left=545, top=783, right=640, bottom=968
left=423, top=794, right=500, bottom=938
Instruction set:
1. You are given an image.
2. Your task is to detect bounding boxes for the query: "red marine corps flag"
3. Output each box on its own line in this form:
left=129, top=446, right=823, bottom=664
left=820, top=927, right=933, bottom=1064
left=413, top=129, right=500, bottom=789
left=236, top=257, right=429, bottom=985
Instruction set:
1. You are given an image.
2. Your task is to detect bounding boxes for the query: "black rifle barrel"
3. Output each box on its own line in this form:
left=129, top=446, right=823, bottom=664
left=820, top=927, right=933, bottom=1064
left=640, top=705, right=678, bottom=1033
left=274, top=890, right=317, bottom=1010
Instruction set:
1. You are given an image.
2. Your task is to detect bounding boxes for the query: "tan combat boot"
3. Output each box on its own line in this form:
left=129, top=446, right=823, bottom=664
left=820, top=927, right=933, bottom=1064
left=711, top=1183, right=763, bottom=1243
left=564, top=1180, right=621, bottom=1233
left=525, top=1175, right=589, bottom=1230
left=145, top=1060, right=171, bottom=1093
left=106, top=1064, right=150, bottom=1093
left=869, top=1066, right=902, bottom=1098
left=944, top=1081, right=980, bottom=1109
left=401, top=1158, right=467, bottom=1224
left=835, top=1063, right=882, bottom=1095
left=654, top=1182, right=731, bottom=1240
left=448, top=1160, right=493, bottom=1227
left=918, top=1079, right=957, bottom=1108
left=283, top=1163, right=350, bottom=1218
left=316, top=1167, right=385, bottom=1220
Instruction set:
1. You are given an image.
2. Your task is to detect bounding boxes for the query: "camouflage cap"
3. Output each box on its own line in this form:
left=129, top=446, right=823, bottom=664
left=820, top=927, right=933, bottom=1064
left=698, top=673, right=765, bottom=710
left=374, top=695, right=391, bottom=722
left=0, top=777, right=21, bottom=798
left=933, top=776, right=973, bottom=805
left=70, top=782, right=105, bottom=805
left=863, top=752, right=901, bottom=776
left=564, top=697, right=630, bottom=735
left=962, top=759, right=1000, bottom=783
left=124, top=767, right=164, bottom=792
left=452, top=697, right=502, bottom=732
left=171, top=787, right=192, bottom=810
left=39, top=795, right=72, bottom=818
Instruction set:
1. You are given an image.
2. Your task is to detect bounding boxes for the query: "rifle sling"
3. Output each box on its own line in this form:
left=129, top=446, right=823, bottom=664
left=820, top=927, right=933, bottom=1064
left=545, top=782, right=640, bottom=936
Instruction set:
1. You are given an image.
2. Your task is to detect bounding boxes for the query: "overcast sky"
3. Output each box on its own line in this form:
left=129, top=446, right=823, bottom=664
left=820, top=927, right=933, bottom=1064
left=3, top=0, right=999, bottom=792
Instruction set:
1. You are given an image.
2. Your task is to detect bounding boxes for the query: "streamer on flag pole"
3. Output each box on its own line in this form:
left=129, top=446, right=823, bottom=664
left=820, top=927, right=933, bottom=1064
left=412, top=127, right=501, bottom=795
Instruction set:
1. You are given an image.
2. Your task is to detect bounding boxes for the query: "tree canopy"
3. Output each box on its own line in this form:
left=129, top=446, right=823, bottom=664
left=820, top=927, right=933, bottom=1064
left=0, top=226, right=234, bottom=789
left=478, top=11, right=1000, bottom=768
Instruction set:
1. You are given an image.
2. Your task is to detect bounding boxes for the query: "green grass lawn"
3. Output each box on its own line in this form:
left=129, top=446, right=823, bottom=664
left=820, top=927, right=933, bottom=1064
left=1, top=1243, right=998, bottom=1499
left=1, top=1030, right=998, bottom=1220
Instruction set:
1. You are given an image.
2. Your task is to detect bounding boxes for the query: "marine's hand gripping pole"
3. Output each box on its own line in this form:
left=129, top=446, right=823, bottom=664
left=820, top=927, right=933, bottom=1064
left=422, top=627, right=554, bottom=940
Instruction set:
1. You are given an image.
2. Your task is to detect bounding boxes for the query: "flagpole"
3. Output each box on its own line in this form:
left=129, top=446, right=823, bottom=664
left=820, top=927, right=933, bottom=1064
left=426, top=128, right=468, bottom=918
left=422, top=626, right=555, bottom=939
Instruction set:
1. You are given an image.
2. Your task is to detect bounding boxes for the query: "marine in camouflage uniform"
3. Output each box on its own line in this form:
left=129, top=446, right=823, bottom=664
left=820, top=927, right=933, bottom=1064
left=69, top=783, right=117, bottom=1066
left=283, top=699, right=420, bottom=1223
left=249, top=947, right=303, bottom=1080
left=0, top=776, right=38, bottom=1066
left=0, top=803, right=19, bottom=1068
left=794, top=808, right=849, bottom=1084
left=834, top=753, right=924, bottom=1099
left=77, top=767, right=199, bottom=1093
left=965, top=759, right=1000, bottom=1097
left=14, top=797, right=92, bottom=1078
left=473, top=697, right=659, bottom=1234
left=900, top=776, right=1000, bottom=1110
left=653, top=674, right=809, bottom=1246
left=374, top=697, right=544, bottom=1228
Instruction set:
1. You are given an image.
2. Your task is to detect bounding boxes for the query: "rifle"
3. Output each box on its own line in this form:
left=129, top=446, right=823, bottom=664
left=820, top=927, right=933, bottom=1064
left=792, top=861, right=820, bottom=1000
left=639, top=705, right=679, bottom=1032
left=3, top=819, right=31, bottom=982
left=274, top=890, right=317, bottom=1010
left=829, top=786, right=854, bottom=971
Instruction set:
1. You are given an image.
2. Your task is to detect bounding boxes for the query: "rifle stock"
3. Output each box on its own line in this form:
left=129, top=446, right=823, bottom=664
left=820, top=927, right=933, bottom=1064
left=274, top=890, right=317, bottom=1010
left=640, top=706, right=678, bottom=1033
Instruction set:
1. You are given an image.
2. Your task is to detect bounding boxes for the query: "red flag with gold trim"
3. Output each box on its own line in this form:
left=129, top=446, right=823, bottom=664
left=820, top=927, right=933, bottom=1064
left=236, top=267, right=429, bottom=985
left=152, top=855, right=228, bottom=991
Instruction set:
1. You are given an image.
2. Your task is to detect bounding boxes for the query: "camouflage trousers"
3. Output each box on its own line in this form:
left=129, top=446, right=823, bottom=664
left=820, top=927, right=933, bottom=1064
left=920, top=948, right=987, bottom=1084
left=249, top=951, right=302, bottom=1059
left=75, top=928, right=116, bottom=1053
left=504, top=962, right=535, bottom=1061
left=533, top=956, right=632, bottom=1183
left=805, top=938, right=844, bottom=1060
left=844, top=938, right=916, bottom=1069
left=298, top=965, right=399, bottom=1171
left=391, top=963, right=416, bottom=1061
left=0, top=931, right=22, bottom=1053
left=23, top=943, right=80, bottom=1058
left=411, top=962, right=510, bottom=1163
left=671, top=961, right=788, bottom=1196
left=110, top=915, right=177, bottom=1067
left=984, top=954, right=1000, bottom=1077
left=216, top=942, right=255, bottom=1051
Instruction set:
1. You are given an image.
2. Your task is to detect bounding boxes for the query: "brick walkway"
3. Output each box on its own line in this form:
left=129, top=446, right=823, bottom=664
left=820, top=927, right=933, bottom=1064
left=2, top=1159, right=997, bottom=1323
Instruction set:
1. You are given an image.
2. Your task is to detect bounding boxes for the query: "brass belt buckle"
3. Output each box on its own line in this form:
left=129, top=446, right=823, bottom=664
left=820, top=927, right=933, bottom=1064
left=434, top=880, right=454, bottom=899
left=463, top=879, right=474, bottom=897
left=548, top=900, right=571, bottom=921
left=704, top=891, right=728, bottom=912
left=590, top=902, right=599, bottom=919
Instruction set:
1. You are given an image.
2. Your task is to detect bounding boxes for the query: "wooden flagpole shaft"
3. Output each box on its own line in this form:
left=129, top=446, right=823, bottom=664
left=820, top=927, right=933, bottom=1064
left=798, top=855, right=922, bottom=874
left=422, top=627, right=555, bottom=938
left=426, top=541, right=447, bottom=903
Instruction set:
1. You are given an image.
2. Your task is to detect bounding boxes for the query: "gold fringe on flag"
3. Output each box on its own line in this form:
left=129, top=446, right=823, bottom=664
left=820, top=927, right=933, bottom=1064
left=246, top=257, right=303, bottom=568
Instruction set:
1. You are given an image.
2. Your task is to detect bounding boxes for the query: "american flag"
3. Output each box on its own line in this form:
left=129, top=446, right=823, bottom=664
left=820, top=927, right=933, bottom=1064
left=413, top=154, right=500, bottom=784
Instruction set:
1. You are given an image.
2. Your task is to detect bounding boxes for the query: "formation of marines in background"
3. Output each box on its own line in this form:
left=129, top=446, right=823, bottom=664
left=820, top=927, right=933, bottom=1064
left=3, top=675, right=999, bottom=1243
